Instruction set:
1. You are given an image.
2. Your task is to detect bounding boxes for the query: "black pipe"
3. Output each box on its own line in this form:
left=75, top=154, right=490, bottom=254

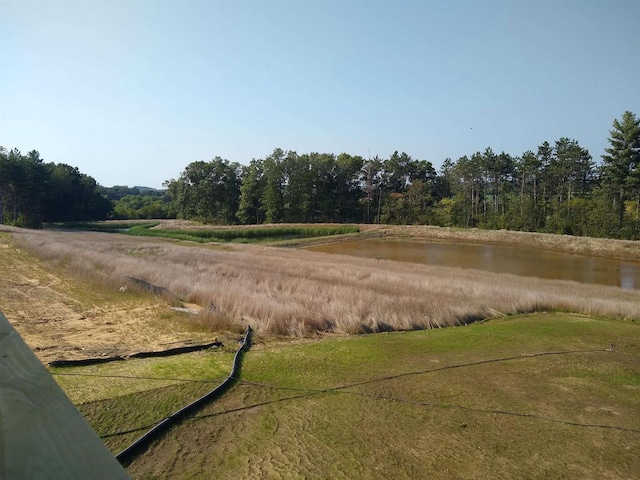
left=116, top=325, right=252, bottom=466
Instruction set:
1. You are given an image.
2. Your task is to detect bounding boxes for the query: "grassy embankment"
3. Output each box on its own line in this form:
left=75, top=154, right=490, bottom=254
left=57, top=313, right=640, bottom=479
left=50, top=348, right=238, bottom=454
left=67, top=221, right=360, bottom=245
left=6, top=225, right=640, bottom=336
left=45, top=220, right=640, bottom=259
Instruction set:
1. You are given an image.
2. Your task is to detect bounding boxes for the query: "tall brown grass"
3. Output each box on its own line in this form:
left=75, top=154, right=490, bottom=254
left=4, top=225, right=640, bottom=336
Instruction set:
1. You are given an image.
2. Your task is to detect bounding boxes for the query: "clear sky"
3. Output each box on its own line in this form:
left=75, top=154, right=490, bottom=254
left=1, top=0, right=638, bottom=189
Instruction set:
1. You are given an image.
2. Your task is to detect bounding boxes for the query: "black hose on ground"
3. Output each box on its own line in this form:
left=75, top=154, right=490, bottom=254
left=115, top=325, right=252, bottom=466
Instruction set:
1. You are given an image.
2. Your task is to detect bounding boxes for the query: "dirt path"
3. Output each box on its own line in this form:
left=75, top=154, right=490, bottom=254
left=0, top=234, right=215, bottom=364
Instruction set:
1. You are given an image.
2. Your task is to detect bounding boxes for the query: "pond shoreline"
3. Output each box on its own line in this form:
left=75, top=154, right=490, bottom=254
left=17, top=220, right=640, bottom=262
left=307, top=235, right=640, bottom=290
left=347, top=225, right=640, bottom=263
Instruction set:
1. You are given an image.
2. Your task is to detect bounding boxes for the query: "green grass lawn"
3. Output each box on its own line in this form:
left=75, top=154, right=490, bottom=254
left=55, top=313, right=640, bottom=479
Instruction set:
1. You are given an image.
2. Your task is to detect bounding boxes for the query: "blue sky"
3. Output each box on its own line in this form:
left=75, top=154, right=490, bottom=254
left=1, top=0, right=638, bottom=188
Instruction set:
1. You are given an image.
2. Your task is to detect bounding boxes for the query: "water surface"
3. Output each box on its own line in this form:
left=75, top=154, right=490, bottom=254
left=307, top=238, right=640, bottom=290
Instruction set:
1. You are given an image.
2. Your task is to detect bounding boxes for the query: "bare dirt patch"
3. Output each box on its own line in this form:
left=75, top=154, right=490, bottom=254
left=0, top=234, right=218, bottom=364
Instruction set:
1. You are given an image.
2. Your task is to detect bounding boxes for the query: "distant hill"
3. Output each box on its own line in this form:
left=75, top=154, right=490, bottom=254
left=99, top=185, right=166, bottom=201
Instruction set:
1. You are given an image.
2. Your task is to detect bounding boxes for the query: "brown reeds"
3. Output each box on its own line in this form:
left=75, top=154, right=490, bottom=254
left=5, top=225, right=640, bottom=336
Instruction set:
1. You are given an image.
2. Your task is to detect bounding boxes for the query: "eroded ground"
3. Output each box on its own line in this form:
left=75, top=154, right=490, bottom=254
left=0, top=233, right=217, bottom=364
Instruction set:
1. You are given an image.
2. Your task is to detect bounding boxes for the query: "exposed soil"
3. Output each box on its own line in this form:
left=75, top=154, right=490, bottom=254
left=0, top=234, right=218, bottom=364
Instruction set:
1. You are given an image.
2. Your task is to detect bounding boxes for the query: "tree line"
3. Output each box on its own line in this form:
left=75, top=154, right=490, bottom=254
left=0, top=147, right=112, bottom=227
left=165, top=111, right=640, bottom=239
left=2, top=111, right=638, bottom=239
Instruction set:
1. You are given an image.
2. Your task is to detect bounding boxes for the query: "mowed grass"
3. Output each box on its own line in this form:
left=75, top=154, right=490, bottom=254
left=60, top=313, right=640, bottom=479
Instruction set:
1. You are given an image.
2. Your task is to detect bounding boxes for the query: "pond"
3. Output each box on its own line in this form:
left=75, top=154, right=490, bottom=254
left=306, top=238, right=640, bottom=290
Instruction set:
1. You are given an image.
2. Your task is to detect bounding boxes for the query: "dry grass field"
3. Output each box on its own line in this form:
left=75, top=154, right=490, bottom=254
left=2, top=224, right=640, bottom=341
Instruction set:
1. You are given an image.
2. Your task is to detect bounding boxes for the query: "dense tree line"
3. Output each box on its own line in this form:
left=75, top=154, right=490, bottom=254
left=164, top=150, right=440, bottom=225
left=3, top=111, right=638, bottom=239
left=0, top=147, right=112, bottom=227
left=0, top=149, right=175, bottom=225
left=165, top=112, right=639, bottom=239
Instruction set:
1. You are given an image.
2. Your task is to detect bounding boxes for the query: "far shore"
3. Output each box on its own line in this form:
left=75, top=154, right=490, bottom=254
left=353, top=224, right=640, bottom=262
left=10, top=220, right=640, bottom=262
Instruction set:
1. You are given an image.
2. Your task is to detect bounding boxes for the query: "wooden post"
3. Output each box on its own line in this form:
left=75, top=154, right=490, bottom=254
left=0, top=312, right=129, bottom=479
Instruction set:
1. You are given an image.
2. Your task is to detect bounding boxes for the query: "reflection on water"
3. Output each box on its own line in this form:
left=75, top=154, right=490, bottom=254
left=307, top=238, right=640, bottom=290
left=620, top=264, right=637, bottom=290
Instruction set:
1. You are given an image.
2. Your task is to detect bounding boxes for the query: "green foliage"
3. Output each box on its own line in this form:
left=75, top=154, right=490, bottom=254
left=67, top=221, right=159, bottom=232
left=113, top=194, right=173, bottom=219
left=260, top=149, right=286, bottom=223
left=70, top=222, right=360, bottom=243
left=99, top=185, right=141, bottom=201
left=126, top=225, right=359, bottom=243
left=164, top=157, right=242, bottom=224
left=0, top=147, right=112, bottom=227
left=601, top=111, right=640, bottom=236
left=157, top=114, right=638, bottom=239
left=236, top=159, right=266, bottom=224
left=7, top=111, right=639, bottom=239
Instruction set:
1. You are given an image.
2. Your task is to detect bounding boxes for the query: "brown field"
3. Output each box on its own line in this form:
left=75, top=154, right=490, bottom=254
left=2, top=224, right=639, bottom=357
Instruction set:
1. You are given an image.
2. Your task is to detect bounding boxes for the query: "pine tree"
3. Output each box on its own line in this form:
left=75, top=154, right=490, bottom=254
left=601, top=111, right=640, bottom=234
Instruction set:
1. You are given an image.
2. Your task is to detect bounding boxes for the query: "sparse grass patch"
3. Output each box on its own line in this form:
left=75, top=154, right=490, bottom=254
left=241, top=313, right=639, bottom=388
left=54, top=348, right=239, bottom=453
left=109, top=313, right=640, bottom=479
left=51, top=348, right=236, bottom=404
left=80, top=381, right=216, bottom=453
